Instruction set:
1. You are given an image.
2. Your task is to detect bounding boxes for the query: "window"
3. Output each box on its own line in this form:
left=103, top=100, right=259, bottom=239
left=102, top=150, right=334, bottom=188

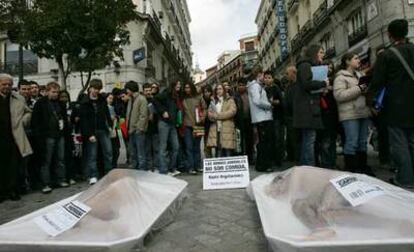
left=347, top=9, right=365, bottom=35
left=245, top=41, right=255, bottom=52
left=320, top=33, right=334, bottom=50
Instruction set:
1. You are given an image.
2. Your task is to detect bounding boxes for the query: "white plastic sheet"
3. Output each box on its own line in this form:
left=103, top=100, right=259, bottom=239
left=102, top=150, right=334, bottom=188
left=0, top=169, right=187, bottom=252
left=249, top=166, right=414, bottom=252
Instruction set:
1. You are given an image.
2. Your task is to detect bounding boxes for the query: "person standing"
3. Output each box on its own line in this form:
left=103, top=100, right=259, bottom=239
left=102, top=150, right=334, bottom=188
left=284, top=66, right=301, bottom=164
left=0, top=74, right=32, bottom=201
left=202, top=85, right=213, bottom=158
left=334, top=53, right=373, bottom=175
left=79, top=79, right=113, bottom=185
left=236, top=78, right=254, bottom=164
left=207, top=83, right=237, bottom=157
left=294, top=45, right=329, bottom=166
left=106, top=93, right=120, bottom=169
left=59, top=90, right=77, bottom=185
left=182, top=83, right=205, bottom=174
left=247, top=66, right=274, bottom=171
left=153, top=81, right=182, bottom=175
left=125, top=81, right=148, bottom=171
left=369, top=19, right=414, bottom=187
left=264, top=71, right=284, bottom=168
left=143, top=83, right=160, bottom=172
left=32, top=82, right=69, bottom=193
left=316, top=61, right=339, bottom=169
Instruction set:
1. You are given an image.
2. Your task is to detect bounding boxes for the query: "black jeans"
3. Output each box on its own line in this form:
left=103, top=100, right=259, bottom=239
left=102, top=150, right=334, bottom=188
left=285, top=117, right=301, bottom=163
left=255, top=120, right=274, bottom=171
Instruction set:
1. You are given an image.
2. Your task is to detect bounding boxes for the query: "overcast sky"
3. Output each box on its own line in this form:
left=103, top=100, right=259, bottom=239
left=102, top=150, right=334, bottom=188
left=187, top=0, right=258, bottom=71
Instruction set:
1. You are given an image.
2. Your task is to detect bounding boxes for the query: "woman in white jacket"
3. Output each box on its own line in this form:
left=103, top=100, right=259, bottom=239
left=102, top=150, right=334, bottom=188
left=247, top=66, right=274, bottom=172
left=333, top=52, right=373, bottom=175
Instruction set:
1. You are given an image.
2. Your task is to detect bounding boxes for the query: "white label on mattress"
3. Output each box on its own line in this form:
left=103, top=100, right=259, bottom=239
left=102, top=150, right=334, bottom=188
left=203, top=156, right=250, bottom=190
left=34, top=200, right=91, bottom=237
left=330, top=175, right=385, bottom=207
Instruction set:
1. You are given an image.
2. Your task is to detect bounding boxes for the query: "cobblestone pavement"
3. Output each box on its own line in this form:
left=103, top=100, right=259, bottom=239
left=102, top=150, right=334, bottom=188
left=0, top=154, right=395, bottom=252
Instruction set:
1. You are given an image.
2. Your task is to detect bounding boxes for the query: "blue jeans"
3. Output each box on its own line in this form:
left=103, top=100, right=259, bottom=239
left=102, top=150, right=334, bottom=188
left=158, top=121, right=179, bottom=174
left=342, top=118, right=369, bottom=155
left=300, top=129, right=317, bottom=166
left=41, top=137, right=66, bottom=186
left=388, top=127, right=414, bottom=186
left=129, top=131, right=147, bottom=170
left=85, top=130, right=113, bottom=178
left=184, top=127, right=201, bottom=172
left=145, top=132, right=160, bottom=171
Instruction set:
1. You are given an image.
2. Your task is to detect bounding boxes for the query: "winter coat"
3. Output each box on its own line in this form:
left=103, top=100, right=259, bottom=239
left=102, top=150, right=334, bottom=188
left=31, top=96, right=67, bottom=139
left=293, top=59, right=326, bottom=129
left=369, top=42, right=414, bottom=127
left=126, top=92, right=148, bottom=134
left=207, top=97, right=237, bottom=150
left=153, top=88, right=179, bottom=125
left=79, top=95, right=113, bottom=138
left=247, top=79, right=273, bottom=124
left=333, top=70, right=371, bottom=122
left=10, top=92, right=33, bottom=157
left=183, top=95, right=206, bottom=127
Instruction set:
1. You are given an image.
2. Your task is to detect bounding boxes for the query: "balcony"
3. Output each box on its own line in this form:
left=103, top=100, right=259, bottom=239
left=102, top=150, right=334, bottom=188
left=290, top=32, right=302, bottom=53
left=313, top=1, right=328, bottom=27
left=151, top=10, right=162, bottom=32
left=327, top=0, right=348, bottom=13
left=287, top=0, right=299, bottom=13
left=348, top=26, right=368, bottom=47
left=300, top=20, right=314, bottom=41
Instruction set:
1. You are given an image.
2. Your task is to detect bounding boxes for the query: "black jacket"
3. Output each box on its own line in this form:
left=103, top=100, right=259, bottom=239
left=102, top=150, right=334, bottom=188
left=293, top=59, right=326, bottom=129
left=79, top=95, right=112, bottom=138
left=369, top=42, right=414, bottom=127
left=153, top=88, right=178, bottom=125
left=31, top=96, right=66, bottom=139
left=265, top=84, right=284, bottom=123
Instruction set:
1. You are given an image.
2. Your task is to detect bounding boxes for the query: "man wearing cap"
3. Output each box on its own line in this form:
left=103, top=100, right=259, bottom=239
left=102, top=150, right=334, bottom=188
left=125, top=81, right=149, bottom=171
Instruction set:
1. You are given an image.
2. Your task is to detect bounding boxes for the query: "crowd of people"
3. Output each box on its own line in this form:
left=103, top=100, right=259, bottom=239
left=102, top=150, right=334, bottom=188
left=0, top=19, right=413, bottom=202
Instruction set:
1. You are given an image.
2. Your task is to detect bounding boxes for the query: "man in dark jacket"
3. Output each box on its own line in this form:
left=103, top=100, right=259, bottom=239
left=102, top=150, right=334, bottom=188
left=369, top=19, right=414, bottom=188
left=79, top=79, right=113, bottom=185
left=144, top=83, right=160, bottom=171
left=284, top=66, right=301, bottom=163
left=32, top=82, right=68, bottom=193
left=264, top=71, right=284, bottom=168
left=153, top=81, right=181, bottom=175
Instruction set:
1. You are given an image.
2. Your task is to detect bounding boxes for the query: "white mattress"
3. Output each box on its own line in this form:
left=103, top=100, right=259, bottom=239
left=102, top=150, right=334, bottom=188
left=248, top=166, right=414, bottom=252
left=0, top=169, right=188, bottom=252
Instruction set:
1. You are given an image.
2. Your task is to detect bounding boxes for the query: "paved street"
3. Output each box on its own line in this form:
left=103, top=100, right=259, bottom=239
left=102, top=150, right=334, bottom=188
left=0, top=154, right=394, bottom=252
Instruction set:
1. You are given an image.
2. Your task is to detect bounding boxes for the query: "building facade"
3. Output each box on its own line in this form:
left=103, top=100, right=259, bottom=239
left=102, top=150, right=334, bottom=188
left=0, top=0, right=193, bottom=98
left=256, top=0, right=414, bottom=76
left=199, top=34, right=259, bottom=87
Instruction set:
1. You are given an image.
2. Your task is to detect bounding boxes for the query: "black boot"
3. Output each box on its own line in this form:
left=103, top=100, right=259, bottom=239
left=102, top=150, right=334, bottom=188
left=356, top=152, right=376, bottom=177
left=344, top=154, right=357, bottom=173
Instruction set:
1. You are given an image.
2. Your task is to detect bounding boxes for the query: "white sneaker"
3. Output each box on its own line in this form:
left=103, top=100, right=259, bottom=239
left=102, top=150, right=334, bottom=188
left=42, top=186, right=52, bottom=194
left=171, top=170, right=181, bottom=176
left=89, top=177, right=98, bottom=185
left=59, top=182, right=69, bottom=188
